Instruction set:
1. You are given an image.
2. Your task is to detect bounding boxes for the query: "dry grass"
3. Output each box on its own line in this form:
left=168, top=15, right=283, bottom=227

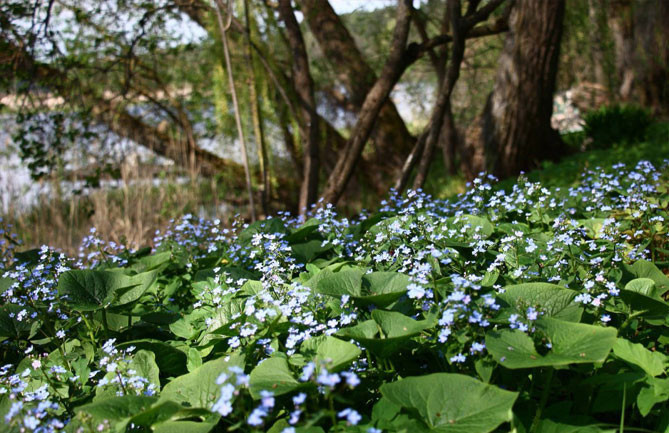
left=3, top=164, right=234, bottom=255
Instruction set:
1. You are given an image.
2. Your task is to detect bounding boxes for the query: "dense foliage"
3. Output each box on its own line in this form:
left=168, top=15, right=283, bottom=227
left=1, top=160, right=669, bottom=433
left=583, top=105, right=653, bottom=149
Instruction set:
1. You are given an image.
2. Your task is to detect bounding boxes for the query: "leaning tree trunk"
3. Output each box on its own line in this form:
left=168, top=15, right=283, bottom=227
left=465, top=0, right=566, bottom=179
left=299, top=0, right=416, bottom=184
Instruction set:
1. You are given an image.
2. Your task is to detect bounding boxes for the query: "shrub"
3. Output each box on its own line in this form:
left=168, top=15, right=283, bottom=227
left=583, top=104, right=653, bottom=148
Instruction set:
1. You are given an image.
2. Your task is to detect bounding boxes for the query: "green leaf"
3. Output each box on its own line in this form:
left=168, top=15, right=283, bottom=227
left=136, top=251, right=172, bottom=272
left=371, top=309, right=435, bottom=338
left=314, top=336, right=361, bottom=371
left=160, top=352, right=244, bottom=408
left=317, top=268, right=363, bottom=297
left=152, top=420, right=219, bottom=433
left=534, top=418, right=615, bottom=432
left=57, top=270, right=156, bottom=311
left=131, top=350, right=161, bottom=390
left=117, top=340, right=187, bottom=377
left=336, top=320, right=379, bottom=340
left=357, top=272, right=410, bottom=307
left=623, top=260, right=669, bottom=295
left=498, top=283, right=582, bottom=322
left=249, top=356, right=301, bottom=399
left=291, top=240, right=332, bottom=262
left=336, top=312, right=434, bottom=358
left=317, top=270, right=409, bottom=307
left=621, top=278, right=669, bottom=317
left=577, top=218, right=607, bottom=239
left=124, top=400, right=214, bottom=429
left=187, top=348, right=203, bottom=372
left=637, top=377, right=669, bottom=416
left=613, top=338, right=667, bottom=377
left=57, top=270, right=124, bottom=311
left=380, top=373, right=517, bottom=432
left=113, top=271, right=157, bottom=306
left=486, top=318, right=617, bottom=369
left=76, top=395, right=157, bottom=423
left=285, top=218, right=321, bottom=243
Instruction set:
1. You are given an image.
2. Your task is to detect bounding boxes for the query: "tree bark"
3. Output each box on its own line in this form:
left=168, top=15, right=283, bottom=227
left=465, top=0, right=566, bottom=179
left=609, top=0, right=669, bottom=114
left=319, top=0, right=413, bottom=205
left=299, top=0, right=416, bottom=183
left=633, top=0, right=669, bottom=114
left=609, top=0, right=636, bottom=101
left=278, top=0, right=320, bottom=215
left=588, top=0, right=608, bottom=89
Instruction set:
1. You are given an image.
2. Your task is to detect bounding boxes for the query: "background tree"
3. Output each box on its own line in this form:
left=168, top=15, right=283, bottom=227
left=1, top=0, right=665, bottom=227
left=464, top=0, right=567, bottom=179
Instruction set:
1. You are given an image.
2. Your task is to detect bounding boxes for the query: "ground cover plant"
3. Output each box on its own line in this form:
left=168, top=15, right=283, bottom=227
left=1, top=159, right=669, bottom=433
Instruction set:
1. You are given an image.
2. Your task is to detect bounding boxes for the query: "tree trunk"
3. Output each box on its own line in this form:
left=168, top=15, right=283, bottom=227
left=465, top=0, right=566, bottom=179
left=408, top=0, right=507, bottom=190
left=319, top=0, right=413, bottom=205
left=278, top=0, right=320, bottom=215
left=299, top=0, right=415, bottom=182
left=588, top=0, right=609, bottom=89
left=608, top=0, right=636, bottom=101
left=624, top=0, right=669, bottom=114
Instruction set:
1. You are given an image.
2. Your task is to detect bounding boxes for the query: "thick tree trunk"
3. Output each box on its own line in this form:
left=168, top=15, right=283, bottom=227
left=278, top=0, right=320, bottom=215
left=588, top=0, right=609, bottom=89
left=633, top=1, right=669, bottom=114
left=609, top=0, right=636, bottom=101
left=465, top=0, right=566, bottom=179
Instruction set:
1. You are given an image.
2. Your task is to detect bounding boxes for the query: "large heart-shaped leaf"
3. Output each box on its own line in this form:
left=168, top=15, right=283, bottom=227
left=372, top=309, right=435, bottom=338
left=315, top=336, right=361, bottom=371
left=623, top=260, right=669, bottom=295
left=76, top=395, right=157, bottom=431
left=301, top=335, right=362, bottom=372
left=498, top=283, right=582, bottom=322
left=337, top=311, right=434, bottom=357
left=117, top=340, right=187, bottom=377
left=316, top=268, right=363, bottom=297
left=612, top=338, right=667, bottom=377
left=249, top=355, right=301, bottom=399
left=317, top=270, right=409, bottom=307
left=637, top=377, right=669, bottom=416
left=57, top=270, right=156, bottom=311
left=291, top=240, right=332, bottom=263
left=160, top=352, right=244, bottom=409
left=486, top=318, right=617, bottom=369
left=380, top=373, right=517, bottom=432
left=357, top=272, right=410, bottom=306
left=621, top=278, right=669, bottom=317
